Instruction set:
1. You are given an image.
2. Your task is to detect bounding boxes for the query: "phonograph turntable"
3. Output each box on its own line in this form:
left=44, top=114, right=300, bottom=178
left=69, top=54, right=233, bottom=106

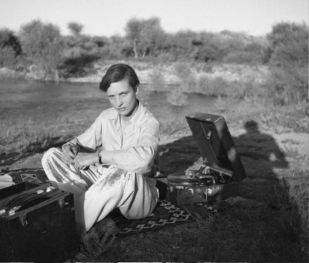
left=157, top=113, right=246, bottom=206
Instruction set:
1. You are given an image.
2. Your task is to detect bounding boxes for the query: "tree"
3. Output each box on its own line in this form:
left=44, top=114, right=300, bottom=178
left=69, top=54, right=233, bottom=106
left=68, top=22, right=84, bottom=36
left=192, top=31, right=220, bottom=62
left=19, top=20, right=64, bottom=79
left=267, top=22, right=309, bottom=103
left=139, top=17, right=165, bottom=57
left=125, top=17, right=165, bottom=58
left=0, top=28, right=22, bottom=67
left=92, top=36, right=108, bottom=48
left=0, top=29, right=22, bottom=56
left=267, top=22, right=308, bottom=68
left=167, top=31, right=198, bottom=61
left=125, top=18, right=143, bottom=58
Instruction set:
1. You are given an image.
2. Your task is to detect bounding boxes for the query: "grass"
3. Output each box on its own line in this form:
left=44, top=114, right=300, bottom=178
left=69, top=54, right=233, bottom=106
left=148, top=67, right=166, bottom=92
left=282, top=170, right=309, bottom=256
left=1, top=66, right=309, bottom=261
left=159, top=118, right=189, bottom=136
left=0, top=119, right=74, bottom=154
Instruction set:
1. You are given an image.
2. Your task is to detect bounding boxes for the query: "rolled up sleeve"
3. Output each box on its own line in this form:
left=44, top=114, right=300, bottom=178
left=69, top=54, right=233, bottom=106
left=69, top=114, right=103, bottom=150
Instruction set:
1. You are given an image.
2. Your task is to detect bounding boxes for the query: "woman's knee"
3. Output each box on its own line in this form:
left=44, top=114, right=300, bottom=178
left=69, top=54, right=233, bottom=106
left=41, top=147, right=61, bottom=164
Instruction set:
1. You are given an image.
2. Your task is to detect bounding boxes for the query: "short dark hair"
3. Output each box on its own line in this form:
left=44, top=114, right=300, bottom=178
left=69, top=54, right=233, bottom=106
left=99, top=63, right=140, bottom=92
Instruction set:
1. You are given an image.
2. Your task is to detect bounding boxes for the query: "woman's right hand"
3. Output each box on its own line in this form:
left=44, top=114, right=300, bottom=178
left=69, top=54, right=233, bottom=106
left=62, top=144, right=79, bottom=165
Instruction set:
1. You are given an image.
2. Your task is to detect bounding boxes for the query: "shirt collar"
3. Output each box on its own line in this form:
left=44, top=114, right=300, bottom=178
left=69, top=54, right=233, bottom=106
left=106, top=100, right=146, bottom=126
left=129, top=100, right=145, bottom=125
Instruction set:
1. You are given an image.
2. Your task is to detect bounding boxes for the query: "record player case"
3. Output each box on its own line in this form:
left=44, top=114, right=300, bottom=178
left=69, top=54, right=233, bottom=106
left=157, top=113, right=246, bottom=206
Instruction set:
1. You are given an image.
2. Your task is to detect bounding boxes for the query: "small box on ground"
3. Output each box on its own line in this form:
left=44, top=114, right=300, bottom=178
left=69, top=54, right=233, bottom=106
left=0, top=183, right=78, bottom=262
left=158, top=113, right=246, bottom=206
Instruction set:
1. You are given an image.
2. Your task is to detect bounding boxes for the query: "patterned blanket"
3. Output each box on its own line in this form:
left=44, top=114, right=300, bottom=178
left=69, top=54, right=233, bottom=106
left=111, top=199, right=193, bottom=236
left=0, top=169, right=217, bottom=236
left=0, top=168, right=49, bottom=186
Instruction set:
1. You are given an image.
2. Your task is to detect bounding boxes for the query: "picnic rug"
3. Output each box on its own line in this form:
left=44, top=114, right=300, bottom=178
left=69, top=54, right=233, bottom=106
left=0, top=168, right=49, bottom=186
left=0, top=168, right=218, bottom=236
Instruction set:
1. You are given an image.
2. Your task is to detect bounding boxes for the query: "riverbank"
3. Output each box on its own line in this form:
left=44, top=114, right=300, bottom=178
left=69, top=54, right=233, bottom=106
left=0, top=60, right=269, bottom=85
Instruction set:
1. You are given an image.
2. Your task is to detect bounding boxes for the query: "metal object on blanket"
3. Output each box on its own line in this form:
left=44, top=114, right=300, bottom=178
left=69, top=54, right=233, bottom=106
left=163, top=113, right=246, bottom=206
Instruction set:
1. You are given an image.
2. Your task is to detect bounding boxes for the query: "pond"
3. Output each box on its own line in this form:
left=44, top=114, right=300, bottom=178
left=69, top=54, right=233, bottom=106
left=0, top=80, right=216, bottom=124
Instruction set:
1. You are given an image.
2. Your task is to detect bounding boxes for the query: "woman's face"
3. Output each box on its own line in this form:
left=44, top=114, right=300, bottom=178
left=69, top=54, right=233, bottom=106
left=106, top=79, right=138, bottom=118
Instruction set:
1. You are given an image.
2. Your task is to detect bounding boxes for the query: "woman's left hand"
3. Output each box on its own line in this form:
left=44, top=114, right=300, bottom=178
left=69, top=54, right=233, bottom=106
left=74, top=152, right=99, bottom=169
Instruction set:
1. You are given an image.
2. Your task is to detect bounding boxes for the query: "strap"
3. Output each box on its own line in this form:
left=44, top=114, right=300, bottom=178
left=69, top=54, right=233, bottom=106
left=5, top=193, right=49, bottom=212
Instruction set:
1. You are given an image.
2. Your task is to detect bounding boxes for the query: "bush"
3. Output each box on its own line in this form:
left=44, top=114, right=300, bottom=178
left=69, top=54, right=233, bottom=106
left=172, top=62, right=198, bottom=94
left=173, top=62, right=193, bottom=80
left=0, top=29, right=22, bottom=68
left=268, top=22, right=308, bottom=68
left=196, top=76, right=228, bottom=96
left=59, top=51, right=100, bottom=78
left=0, top=47, right=18, bottom=68
left=267, top=66, right=308, bottom=105
left=148, top=68, right=166, bottom=91
left=223, top=50, right=262, bottom=64
left=155, top=52, right=177, bottom=63
left=19, top=20, right=64, bottom=78
left=267, top=22, right=308, bottom=104
left=167, top=88, right=188, bottom=106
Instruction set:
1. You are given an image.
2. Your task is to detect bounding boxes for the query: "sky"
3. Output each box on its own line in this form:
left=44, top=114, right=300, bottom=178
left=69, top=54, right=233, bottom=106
left=0, top=0, right=308, bottom=37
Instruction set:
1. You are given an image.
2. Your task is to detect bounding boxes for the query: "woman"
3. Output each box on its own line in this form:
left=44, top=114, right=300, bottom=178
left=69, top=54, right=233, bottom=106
left=41, top=64, right=160, bottom=236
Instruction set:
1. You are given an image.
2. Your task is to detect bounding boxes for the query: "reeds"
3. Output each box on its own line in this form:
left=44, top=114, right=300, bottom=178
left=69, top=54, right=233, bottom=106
left=148, top=62, right=269, bottom=100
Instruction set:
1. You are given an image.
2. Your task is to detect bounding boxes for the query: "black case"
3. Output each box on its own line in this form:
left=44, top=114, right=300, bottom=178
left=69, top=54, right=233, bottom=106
left=0, top=183, right=78, bottom=262
left=160, top=113, right=246, bottom=205
left=185, top=113, right=246, bottom=181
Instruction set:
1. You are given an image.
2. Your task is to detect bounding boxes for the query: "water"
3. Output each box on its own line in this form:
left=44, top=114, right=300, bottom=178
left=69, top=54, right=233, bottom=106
left=0, top=80, right=215, bottom=124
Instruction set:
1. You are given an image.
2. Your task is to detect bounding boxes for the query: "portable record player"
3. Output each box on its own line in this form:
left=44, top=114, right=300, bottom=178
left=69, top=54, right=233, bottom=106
left=159, top=113, right=246, bottom=206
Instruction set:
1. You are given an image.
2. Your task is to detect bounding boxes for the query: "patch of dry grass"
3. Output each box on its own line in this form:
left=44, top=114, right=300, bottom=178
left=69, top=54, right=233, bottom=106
left=148, top=67, right=166, bottom=92
left=0, top=118, right=76, bottom=154
left=159, top=118, right=189, bottom=136
left=166, top=89, right=188, bottom=106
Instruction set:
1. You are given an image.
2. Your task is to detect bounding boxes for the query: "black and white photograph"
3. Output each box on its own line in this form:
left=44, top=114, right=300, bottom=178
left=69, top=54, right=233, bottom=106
left=0, top=0, right=308, bottom=261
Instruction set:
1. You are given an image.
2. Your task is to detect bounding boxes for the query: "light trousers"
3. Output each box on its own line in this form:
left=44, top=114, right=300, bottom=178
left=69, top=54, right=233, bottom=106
left=41, top=148, right=159, bottom=232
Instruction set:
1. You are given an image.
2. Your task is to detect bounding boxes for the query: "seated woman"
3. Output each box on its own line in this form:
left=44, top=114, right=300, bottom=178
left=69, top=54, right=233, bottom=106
left=41, top=64, right=160, bottom=236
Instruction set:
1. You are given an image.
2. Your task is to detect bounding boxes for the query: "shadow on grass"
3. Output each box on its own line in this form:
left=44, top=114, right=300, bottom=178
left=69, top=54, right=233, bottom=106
left=142, top=120, right=306, bottom=262
left=235, top=120, right=288, bottom=171
left=232, top=121, right=306, bottom=260
left=0, top=136, right=68, bottom=166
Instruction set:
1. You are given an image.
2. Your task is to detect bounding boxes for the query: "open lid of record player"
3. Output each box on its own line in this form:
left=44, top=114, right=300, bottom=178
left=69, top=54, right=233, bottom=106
left=185, top=113, right=246, bottom=182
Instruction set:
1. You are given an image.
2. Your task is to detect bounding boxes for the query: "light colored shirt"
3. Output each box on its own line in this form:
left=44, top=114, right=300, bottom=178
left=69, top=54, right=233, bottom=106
left=69, top=102, right=160, bottom=175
